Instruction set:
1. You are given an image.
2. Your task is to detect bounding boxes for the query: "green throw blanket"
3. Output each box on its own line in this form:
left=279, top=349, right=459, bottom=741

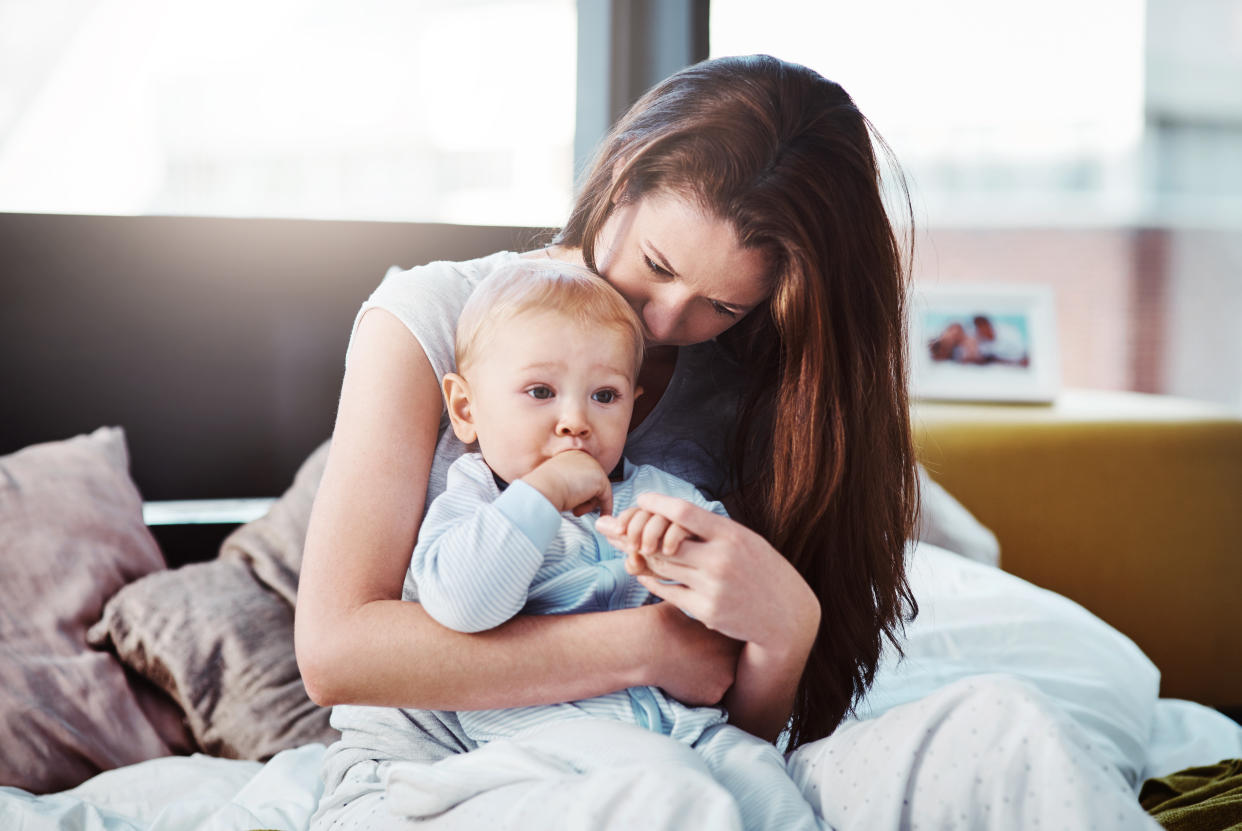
left=1141, top=759, right=1242, bottom=831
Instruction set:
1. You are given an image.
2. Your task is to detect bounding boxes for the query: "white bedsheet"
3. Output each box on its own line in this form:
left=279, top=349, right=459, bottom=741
left=1144, top=698, right=1242, bottom=780
left=856, top=543, right=1162, bottom=787
left=4, top=543, right=1241, bottom=830
left=5, top=701, right=1236, bottom=831
left=0, top=743, right=325, bottom=831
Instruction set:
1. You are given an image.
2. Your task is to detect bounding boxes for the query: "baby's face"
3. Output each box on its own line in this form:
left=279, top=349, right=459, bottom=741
left=463, top=310, right=638, bottom=483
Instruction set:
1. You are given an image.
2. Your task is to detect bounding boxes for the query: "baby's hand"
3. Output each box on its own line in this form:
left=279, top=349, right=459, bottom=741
left=596, top=505, right=692, bottom=571
left=521, top=451, right=614, bottom=516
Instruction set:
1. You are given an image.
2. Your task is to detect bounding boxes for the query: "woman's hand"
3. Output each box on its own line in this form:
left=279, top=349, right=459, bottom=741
left=597, top=492, right=822, bottom=740
left=639, top=601, right=741, bottom=706
left=597, top=493, right=819, bottom=651
left=603, top=504, right=691, bottom=576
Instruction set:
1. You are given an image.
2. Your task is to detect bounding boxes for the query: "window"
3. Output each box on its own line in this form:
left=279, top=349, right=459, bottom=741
left=710, top=0, right=1147, bottom=225
left=0, top=0, right=576, bottom=226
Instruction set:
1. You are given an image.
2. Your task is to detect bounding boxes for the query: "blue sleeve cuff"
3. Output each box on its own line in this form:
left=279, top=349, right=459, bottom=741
left=493, top=480, right=562, bottom=552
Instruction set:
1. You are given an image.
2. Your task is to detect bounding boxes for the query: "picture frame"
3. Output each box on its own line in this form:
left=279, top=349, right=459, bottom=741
left=908, top=283, right=1060, bottom=403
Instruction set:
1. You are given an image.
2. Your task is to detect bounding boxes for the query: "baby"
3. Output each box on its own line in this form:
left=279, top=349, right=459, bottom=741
left=389, top=260, right=820, bottom=830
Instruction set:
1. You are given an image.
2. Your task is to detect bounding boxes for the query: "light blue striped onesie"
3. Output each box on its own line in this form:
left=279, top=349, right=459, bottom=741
left=401, top=451, right=824, bottom=830
left=408, top=451, right=729, bottom=746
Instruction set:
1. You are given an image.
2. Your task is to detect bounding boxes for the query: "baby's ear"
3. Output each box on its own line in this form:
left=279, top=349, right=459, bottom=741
left=634, top=385, right=644, bottom=400
left=442, top=373, right=477, bottom=444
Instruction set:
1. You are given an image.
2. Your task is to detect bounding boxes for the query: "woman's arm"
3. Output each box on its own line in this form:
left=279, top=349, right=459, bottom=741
left=724, top=617, right=818, bottom=742
left=598, top=492, right=821, bottom=742
left=294, top=309, right=738, bottom=709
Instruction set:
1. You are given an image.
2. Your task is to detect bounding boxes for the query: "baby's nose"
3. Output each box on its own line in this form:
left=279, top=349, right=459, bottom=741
left=556, top=407, right=589, bottom=436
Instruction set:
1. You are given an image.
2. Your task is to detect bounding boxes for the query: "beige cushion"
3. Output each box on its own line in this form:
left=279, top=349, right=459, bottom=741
left=0, top=427, right=193, bottom=793
left=88, top=440, right=337, bottom=759
left=913, top=389, right=1242, bottom=707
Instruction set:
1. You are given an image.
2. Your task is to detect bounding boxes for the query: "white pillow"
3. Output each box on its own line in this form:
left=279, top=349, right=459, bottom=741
left=913, top=465, right=1000, bottom=566
left=1143, top=699, right=1242, bottom=780
left=856, top=543, right=1160, bottom=788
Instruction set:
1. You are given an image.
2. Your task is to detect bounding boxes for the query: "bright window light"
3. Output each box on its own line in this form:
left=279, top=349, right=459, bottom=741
left=711, top=0, right=1147, bottom=224
left=0, top=0, right=576, bottom=226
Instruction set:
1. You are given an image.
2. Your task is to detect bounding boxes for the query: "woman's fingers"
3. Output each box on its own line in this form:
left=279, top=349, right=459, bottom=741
left=661, top=522, right=690, bottom=556
left=640, top=550, right=698, bottom=583
left=635, top=492, right=729, bottom=539
left=636, top=574, right=703, bottom=619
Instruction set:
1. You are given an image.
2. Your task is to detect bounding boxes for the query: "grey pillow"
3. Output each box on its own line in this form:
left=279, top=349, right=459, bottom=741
left=87, top=439, right=338, bottom=759
left=218, top=440, right=328, bottom=605
left=88, top=559, right=337, bottom=759
left=0, top=427, right=193, bottom=793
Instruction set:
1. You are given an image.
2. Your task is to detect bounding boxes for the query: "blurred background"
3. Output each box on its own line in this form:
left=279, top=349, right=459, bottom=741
left=3, top=0, right=1240, bottom=407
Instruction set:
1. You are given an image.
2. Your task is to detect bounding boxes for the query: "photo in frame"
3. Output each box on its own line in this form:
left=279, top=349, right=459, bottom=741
left=909, top=284, right=1060, bottom=403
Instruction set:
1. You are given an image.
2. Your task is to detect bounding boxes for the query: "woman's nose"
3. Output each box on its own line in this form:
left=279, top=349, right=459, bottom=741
left=642, top=288, right=691, bottom=342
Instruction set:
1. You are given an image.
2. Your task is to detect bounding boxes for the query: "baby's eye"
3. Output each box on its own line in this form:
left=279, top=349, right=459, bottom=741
left=591, top=389, right=618, bottom=404
left=526, top=386, right=554, bottom=400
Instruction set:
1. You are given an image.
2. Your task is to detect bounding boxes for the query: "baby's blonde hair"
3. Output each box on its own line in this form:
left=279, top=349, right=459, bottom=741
left=454, top=259, right=645, bottom=376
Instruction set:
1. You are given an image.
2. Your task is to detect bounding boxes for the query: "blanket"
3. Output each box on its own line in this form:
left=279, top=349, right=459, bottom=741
left=1141, top=759, right=1242, bottom=831
left=0, top=744, right=325, bottom=831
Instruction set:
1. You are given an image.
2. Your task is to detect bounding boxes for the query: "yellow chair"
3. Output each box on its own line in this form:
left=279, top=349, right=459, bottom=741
left=913, top=389, right=1242, bottom=709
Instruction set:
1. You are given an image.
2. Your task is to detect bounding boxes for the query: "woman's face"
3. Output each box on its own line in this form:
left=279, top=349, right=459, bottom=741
left=592, top=191, right=772, bottom=347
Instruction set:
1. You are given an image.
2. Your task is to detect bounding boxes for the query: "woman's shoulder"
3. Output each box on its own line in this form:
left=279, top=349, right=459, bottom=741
left=370, top=250, right=521, bottom=310
left=345, top=250, right=521, bottom=379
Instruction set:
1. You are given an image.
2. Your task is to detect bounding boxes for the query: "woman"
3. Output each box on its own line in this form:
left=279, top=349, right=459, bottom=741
left=297, top=55, right=1158, bottom=829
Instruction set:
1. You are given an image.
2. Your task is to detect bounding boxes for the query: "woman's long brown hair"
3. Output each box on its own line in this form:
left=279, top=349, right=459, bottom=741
left=556, top=54, right=919, bottom=750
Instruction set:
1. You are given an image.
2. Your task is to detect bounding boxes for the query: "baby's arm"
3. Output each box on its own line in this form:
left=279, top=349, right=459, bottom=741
left=411, top=456, right=562, bottom=633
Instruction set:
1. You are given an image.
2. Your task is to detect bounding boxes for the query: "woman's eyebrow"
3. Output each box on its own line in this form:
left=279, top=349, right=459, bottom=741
left=648, top=242, right=678, bottom=276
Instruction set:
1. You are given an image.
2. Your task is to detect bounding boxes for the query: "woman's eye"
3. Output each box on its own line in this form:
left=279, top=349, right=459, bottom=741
left=710, top=300, right=738, bottom=319
left=527, top=386, right=553, bottom=400
left=643, top=254, right=671, bottom=277
left=591, top=389, right=618, bottom=404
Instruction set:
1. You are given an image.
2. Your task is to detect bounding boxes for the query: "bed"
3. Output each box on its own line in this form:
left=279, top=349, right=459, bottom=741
left=2, top=212, right=1240, bottom=829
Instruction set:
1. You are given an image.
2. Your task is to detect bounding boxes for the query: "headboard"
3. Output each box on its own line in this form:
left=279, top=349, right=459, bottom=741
left=2, top=212, right=544, bottom=561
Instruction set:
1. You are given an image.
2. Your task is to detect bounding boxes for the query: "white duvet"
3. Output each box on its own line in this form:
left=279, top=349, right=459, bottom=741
left=5, top=545, right=1241, bottom=831
left=0, top=744, right=325, bottom=831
